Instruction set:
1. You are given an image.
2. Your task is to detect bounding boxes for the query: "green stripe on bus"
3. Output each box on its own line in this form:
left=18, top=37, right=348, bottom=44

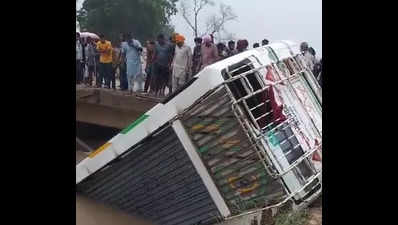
left=120, top=114, right=149, bottom=134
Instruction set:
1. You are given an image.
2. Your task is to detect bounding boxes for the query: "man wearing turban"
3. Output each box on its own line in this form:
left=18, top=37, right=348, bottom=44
left=171, top=34, right=192, bottom=92
left=200, top=34, right=219, bottom=70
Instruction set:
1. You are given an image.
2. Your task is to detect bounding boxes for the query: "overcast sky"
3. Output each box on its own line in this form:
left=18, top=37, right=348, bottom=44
left=77, top=0, right=322, bottom=56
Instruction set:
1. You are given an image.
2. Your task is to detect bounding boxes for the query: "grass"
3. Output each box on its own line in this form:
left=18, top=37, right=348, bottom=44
left=273, top=209, right=309, bottom=225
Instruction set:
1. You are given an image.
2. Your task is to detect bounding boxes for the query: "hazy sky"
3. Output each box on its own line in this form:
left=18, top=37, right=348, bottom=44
left=77, top=0, right=322, bottom=56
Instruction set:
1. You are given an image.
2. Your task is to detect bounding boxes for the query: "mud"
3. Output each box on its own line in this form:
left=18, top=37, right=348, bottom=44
left=76, top=195, right=155, bottom=225
left=306, top=197, right=322, bottom=225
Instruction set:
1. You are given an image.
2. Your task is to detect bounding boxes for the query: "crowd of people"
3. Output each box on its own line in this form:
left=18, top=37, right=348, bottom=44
left=76, top=31, right=322, bottom=97
left=300, top=42, right=322, bottom=86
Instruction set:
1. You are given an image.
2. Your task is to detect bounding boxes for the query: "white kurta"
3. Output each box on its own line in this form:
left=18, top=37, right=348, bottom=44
left=303, top=51, right=317, bottom=71
left=172, top=45, right=192, bottom=91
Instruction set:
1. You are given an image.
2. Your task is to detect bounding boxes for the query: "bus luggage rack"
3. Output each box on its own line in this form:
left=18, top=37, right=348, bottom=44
left=181, top=87, right=286, bottom=215
left=216, top=55, right=321, bottom=217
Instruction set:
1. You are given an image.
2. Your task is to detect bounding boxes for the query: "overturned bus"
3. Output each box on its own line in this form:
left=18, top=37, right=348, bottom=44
left=76, top=40, right=322, bottom=225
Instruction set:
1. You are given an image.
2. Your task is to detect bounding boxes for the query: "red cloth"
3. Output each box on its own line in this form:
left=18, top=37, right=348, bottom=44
left=268, top=86, right=286, bottom=123
left=266, top=68, right=274, bottom=81
left=257, top=85, right=286, bottom=128
left=312, top=139, right=322, bottom=161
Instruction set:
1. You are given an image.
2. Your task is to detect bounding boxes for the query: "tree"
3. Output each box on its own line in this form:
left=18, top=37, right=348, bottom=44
left=180, top=0, right=214, bottom=38
left=204, top=3, right=237, bottom=43
left=77, top=0, right=179, bottom=44
left=161, top=24, right=176, bottom=38
left=76, top=21, right=80, bottom=32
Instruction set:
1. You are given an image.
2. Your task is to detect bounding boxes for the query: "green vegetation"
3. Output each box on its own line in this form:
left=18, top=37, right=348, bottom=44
left=77, top=0, right=179, bottom=43
left=274, top=209, right=309, bottom=225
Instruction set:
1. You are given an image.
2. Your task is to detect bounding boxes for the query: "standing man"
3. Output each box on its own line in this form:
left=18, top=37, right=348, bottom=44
left=236, top=39, right=249, bottom=53
left=167, top=33, right=178, bottom=94
left=144, top=40, right=155, bottom=93
left=111, top=42, right=122, bottom=90
left=200, top=35, right=219, bottom=70
left=121, top=33, right=143, bottom=94
left=192, top=37, right=202, bottom=75
left=151, top=34, right=173, bottom=97
left=76, top=33, right=84, bottom=84
left=85, top=37, right=97, bottom=87
left=217, top=43, right=228, bottom=60
left=227, top=40, right=237, bottom=57
left=94, top=41, right=101, bottom=84
left=171, top=34, right=192, bottom=92
left=119, top=34, right=128, bottom=91
left=80, top=37, right=87, bottom=84
left=300, top=42, right=316, bottom=71
left=314, top=58, right=322, bottom=81
left=309, top=47, right=321, bottom=76
left=96, top=34, right=113, bottom=88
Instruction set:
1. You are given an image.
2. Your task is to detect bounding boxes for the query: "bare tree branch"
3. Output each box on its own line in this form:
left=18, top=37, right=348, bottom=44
left=180, top=0, right=215, bottom=37
left=197, top=0, right=214, bottom=14
left=180, top=1, right=196, bottom=34
left=204, top=3, right=237, bottom=42
left=193, top=0, right=197, bottom=14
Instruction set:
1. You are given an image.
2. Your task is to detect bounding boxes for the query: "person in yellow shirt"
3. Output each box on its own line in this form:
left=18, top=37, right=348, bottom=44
left=96, top=34, right=113, bottom=88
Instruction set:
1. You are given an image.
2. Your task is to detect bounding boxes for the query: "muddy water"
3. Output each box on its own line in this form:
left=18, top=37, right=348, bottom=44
left=306, top=207, right=322, bottom=225
left=306, top=197, right=322, bottom=225
left=76, top=195, right=155, bottom=225
left=76, top=151, right=156, bottom=225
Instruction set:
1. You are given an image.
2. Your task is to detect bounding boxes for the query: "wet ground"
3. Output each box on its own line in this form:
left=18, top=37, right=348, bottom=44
left=306, top=197, right=322, bottom=225
left=76, top=195, right=155, bottom=225
left=76, top=150, right=156, bottom=225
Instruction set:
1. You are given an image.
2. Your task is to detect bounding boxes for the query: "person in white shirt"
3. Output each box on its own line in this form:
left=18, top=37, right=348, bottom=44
left=171, top=34, right=192, bottom=92
left=76, top=33, right=84, bottom=84
left=300, top=42, right=317, bottom=71
left=121, top=33, right=143, bottom=94
left=84, top=37, right=97, bottom=86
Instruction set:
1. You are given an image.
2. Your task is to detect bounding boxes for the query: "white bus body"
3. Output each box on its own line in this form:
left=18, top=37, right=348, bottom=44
left=76, top=41, right=322, bottom=225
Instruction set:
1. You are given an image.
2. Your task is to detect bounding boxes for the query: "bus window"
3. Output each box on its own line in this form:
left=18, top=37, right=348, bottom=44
left=222, top=59, right=286, bottom=131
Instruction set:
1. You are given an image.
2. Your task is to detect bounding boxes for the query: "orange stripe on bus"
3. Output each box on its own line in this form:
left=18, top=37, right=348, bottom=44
left=88, top=142, right=111, bottom=158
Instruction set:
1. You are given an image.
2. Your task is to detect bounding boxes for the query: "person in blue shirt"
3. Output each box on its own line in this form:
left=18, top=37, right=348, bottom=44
left=121, top=32, right=143, bottom=95
left=151, top=34, right=173, bottom=97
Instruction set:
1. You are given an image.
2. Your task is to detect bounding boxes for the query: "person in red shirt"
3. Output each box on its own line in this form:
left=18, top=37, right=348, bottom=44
left=236, top=39, right=249, bottom=53
left=199, top=35, right=219, bottom=70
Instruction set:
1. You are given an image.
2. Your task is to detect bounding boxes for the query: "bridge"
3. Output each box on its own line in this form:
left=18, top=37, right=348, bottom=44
left=76, top=86, right=162, bottom=153
left=76, top=87, right=160, bottom=129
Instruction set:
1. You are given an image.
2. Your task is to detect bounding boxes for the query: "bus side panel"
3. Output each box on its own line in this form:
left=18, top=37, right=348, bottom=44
left=76, top=126, right=222, bottom=225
